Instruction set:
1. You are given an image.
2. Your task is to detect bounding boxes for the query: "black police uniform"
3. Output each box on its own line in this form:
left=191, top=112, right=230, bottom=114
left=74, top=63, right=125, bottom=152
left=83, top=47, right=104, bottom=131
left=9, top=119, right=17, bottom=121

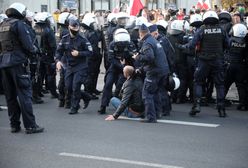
left=225, top=35, right=247, bottom=110
left=56, top=31, right=93, bottom=114
left=137, top=33, right=169, bottom=122
left=188, top=24, right=229, bottom=117
left=34, top=22, right=58, bottom=98
left=0, top=17, right=43, bottom=133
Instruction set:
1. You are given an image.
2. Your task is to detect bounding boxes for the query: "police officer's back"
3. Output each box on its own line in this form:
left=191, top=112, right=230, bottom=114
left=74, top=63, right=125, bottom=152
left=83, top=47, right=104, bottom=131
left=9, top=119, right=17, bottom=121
left=0, top=2, right=44, bottom=134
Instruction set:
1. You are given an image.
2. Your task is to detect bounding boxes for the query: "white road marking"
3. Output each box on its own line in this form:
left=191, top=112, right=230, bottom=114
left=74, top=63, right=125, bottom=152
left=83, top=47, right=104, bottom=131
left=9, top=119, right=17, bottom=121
left=59, top=152, right=184, bottom=168
left=118, top=116, right=220, bottom=128
left=0, top=106, right=7, bottom=110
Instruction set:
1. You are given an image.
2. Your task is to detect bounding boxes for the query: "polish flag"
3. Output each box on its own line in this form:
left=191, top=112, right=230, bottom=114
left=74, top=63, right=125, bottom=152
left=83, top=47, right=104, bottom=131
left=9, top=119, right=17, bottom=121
left=202, top=0, right=210, bottom=10
left=129, top=0, right=144, bottom=16
left=196, top=0, right=203, bottom=9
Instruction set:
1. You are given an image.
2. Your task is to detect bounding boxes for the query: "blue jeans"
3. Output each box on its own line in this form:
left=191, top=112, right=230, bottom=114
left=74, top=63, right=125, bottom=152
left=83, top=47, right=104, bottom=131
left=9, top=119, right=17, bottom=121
left=110, top=97, right=139, bottom=118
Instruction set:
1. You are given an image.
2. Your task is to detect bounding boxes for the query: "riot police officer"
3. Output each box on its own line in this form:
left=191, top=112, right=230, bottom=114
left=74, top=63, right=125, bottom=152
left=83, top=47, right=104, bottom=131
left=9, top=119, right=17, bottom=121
left=224, top=23, right=248, bottom=111
left=184, top=11, right=229, bottom=117
left=57, top=12, right=77, bottom=108
left=34, top=12, right=58, bottom=98
left=0, top=2, right=44, bottom=133
left=56, top=18, right=93, bottom=114
left=133, top=24, right=170, bottom=123
left=98, top=28, right=136, bottom=114
left=82, top=13, right=102, bottom=99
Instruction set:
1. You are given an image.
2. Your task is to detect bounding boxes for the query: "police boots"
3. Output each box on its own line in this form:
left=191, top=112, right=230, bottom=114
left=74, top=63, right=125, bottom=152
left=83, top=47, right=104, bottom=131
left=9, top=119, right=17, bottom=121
left=217, top=105, right=226, bottom=118
left=189, top=99, right=201, bottom=116
left=98, top=106, right=106, bottom=114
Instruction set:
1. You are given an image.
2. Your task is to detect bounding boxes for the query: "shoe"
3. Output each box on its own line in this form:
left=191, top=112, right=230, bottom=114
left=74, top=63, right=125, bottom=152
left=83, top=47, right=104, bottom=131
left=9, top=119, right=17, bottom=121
left=218, top=107, right=226, bottom=118
left=58, top=100, right=65, bottom=107
left=90, top=93, right=99, bottom=100
left=189, top=102, right=201, bottom=117
left=0, top=107, right=2, bottom=111
left=237, top=104, right=248, bottom=111
left=51, top=93, right=59, bottom=99
left=98, top=106, right=106, bottom=114
left=140, top=119, right=157, bottom=123
left=93, top=89, right=102, bottom=95
left=69, top=108, right=78, bottom=115
left=32, top=96, right=44, bottom=104
left=11, top=126, right=21, bottom=133
left=64, top=103, right=71, bottom=109
left=83, top=99, right=90, bottom=109
left=25, top=125, right=44, bottom=134
left=42, top=89, right=49, bottom=94
left=39, top=93, right=44, bottom=97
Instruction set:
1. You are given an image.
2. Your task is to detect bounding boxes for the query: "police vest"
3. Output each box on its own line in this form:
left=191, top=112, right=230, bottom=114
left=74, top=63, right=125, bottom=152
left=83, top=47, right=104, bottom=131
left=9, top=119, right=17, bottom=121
left=199, top=25, right=224, bottom=60
left=228, top=37, right=246, bottom=63
left=0, top=18, right=21, bottom=52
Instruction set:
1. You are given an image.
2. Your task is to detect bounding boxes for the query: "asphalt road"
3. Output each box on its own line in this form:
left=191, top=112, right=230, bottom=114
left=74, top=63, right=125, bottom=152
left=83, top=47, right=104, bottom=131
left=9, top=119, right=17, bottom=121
left=0, top=88, right=248, bottom=168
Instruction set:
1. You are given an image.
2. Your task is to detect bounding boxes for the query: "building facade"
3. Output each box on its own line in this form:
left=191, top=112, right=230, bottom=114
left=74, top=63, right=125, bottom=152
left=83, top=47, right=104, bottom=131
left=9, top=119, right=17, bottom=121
left=0, top=0, right=218, bottom=15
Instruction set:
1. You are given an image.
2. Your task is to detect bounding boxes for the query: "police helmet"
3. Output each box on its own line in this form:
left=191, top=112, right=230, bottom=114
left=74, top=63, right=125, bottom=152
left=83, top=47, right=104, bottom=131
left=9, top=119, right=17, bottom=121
left=190, top=14, right=203, bottom=27
left=114, top=28, right=130, bottom=42
left=116, top=12, right=129, bottom=27
left=5, top=2, right=27, bottom=19
left=232, top=23, right=247, bottom=38
left=82, top=14, right=95, bottom=27
left=156, top=20, right=168, bottom=30
left=107, top=13, right=116, bottom=23
left=34, top=12, right=54, bottom=25
left=203, top=11, right=219, bottom=25
left=169, top=20, right=190, bottom=35
left=0, top=14, right=8, bottom=23
left=166, top=75, right=180, bottom=91
left=135, top=16, right=148, bottom=29
left=58, top=12, right=77, bottom=25
left=218, top=11, right=232, bottom=22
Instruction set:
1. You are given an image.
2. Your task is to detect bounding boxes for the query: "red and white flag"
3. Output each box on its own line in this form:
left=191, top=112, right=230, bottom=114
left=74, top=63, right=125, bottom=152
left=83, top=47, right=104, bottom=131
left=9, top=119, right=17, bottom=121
left=196, top=0, right=203, bottom=9
left=196, top=0, right=210, bottom=10
left=129, top=0, right=144, bottom=16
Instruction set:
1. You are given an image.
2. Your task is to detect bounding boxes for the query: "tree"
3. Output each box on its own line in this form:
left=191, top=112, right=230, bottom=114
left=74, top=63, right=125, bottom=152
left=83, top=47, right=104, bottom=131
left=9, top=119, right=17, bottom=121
left=221, top=0, right=247, bottom=10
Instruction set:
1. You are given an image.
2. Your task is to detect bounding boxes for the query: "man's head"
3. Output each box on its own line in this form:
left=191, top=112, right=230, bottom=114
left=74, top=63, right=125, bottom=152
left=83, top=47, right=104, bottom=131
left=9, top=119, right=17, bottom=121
left=139, top=23, right=149, bottom=40
left=68, top=18, right=80, bottom=37
left=123, top=66, right=134, bottom=79
left=148, top=24, right=159, bottom=39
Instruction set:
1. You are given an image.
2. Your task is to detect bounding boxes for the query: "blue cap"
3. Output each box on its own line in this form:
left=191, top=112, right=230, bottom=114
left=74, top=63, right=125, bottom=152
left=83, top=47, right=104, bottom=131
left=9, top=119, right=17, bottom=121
left=148, top=24, right=158, bottom=33
left=139, top=23, right=149, bottom=32
left=69, top=18, right=79, bottom=27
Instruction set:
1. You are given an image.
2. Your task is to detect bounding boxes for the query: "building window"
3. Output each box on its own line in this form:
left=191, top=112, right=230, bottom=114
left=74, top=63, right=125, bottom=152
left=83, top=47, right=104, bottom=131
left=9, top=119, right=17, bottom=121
left=41, top=5, right=47, bottom=12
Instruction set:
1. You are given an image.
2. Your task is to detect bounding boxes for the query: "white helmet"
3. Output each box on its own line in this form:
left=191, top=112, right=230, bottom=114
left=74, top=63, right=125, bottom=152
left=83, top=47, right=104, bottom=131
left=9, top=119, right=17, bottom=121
left=173, top=76, right=180, bottom=90
left=232, top=23, right=247, bottom=38
left=166, top=74, right=180, bottom=91
left=203, top=11, right=219, bottom=24
left=145, top=22, right=153, bottom=27
left=135, top=16, right=148, bottom=27
left=34, top=12, right=54, bottom=25
left=156, top=20, right=168, bottom=30
left=58, top=12, right=77, bottom=25
left=170, top=20, right=190, bottom=34
left=107, top=13, right=116, bottom=23
left=82, top=13, right=96, bottom=27
left=190, top=14, right=203, bottom=27
left=116, top=12, right=129, bottom=27
left=5, top=2, right=26, bottom=18
left=26, top=10, right=34, bottom=18
left=0, top=14, right=8, bottom=23
left=114, top=28, right=130, bottom=42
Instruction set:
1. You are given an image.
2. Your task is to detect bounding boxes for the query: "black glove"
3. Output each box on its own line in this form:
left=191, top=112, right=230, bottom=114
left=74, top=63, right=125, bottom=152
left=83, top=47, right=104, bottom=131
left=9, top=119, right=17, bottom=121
left=175, top=43, right=187, bottom=50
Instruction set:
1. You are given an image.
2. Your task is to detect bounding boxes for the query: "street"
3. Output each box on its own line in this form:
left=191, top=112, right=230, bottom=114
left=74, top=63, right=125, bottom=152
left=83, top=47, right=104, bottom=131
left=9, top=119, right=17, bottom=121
left=0, top=78, right=248, bottom=168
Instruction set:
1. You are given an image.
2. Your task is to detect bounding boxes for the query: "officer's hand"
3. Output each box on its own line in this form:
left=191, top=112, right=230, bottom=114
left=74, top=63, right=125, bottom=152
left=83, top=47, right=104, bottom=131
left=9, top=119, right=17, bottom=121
left=105, top=115, right=116, bottom=121
left=56, top=61, right=63, bottom=71
left=71, top=50, right=79, bottom=57
left=175, top=43, right=186, bottom=50
left=132, top=53, right=139, bottom=60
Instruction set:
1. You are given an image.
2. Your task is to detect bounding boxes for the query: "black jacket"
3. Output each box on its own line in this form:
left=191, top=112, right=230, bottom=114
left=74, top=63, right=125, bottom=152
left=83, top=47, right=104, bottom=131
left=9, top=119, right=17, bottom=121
left=113, top=76, right=144, bottom=119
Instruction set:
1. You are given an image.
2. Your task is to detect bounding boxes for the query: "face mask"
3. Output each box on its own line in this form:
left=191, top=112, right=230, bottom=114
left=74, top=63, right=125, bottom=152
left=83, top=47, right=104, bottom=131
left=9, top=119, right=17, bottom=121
left=70, top=29, right=79, bottom=36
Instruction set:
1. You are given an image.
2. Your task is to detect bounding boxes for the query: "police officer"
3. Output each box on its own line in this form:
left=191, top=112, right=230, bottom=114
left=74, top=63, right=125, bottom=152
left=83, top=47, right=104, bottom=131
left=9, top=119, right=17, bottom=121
left=133, top=24, right=169, bottom=123
left=184, top=11, right=229, bottom=117
left=57, top=12, right=77, bottom=107
left=0, top=2, right=44, bottom=133
left=224, top=23, right=248, bottom=111
left=98, top=28, right=136, bottom=114
left=34, top=12, right=58, bottom=98
left=149, top=24, right=175, bottom=116
left=24, top=10, right=44, bottom=104
left=82, top=13, right=102, bottom=99
left=56, top=18, right=93, bottom=114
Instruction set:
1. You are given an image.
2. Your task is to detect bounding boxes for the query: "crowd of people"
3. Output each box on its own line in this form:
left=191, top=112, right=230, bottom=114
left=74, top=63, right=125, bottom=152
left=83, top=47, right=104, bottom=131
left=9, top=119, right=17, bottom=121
left=0, top=2, right=248, bottom=133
